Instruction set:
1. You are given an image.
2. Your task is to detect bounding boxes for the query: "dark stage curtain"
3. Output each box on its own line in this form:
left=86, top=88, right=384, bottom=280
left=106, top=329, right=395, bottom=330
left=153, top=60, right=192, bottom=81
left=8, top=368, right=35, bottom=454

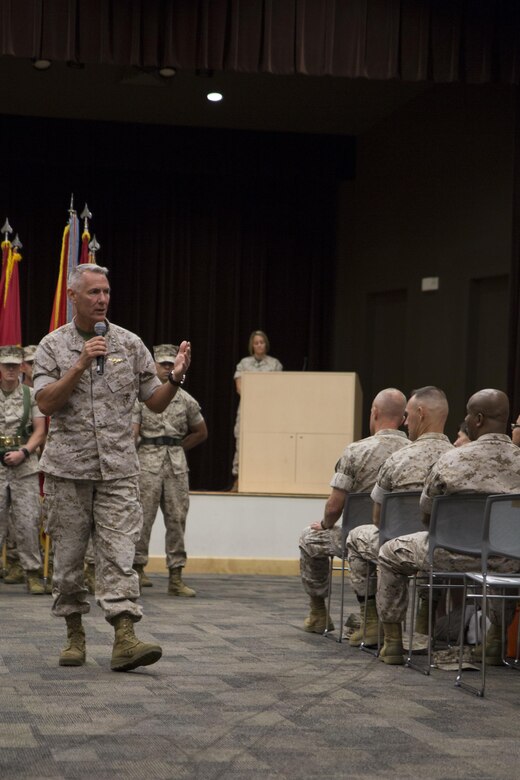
left=508, top=87, right=520, bottom=419
left=1, top=0, right=519, bottom=83
left=0, top=114, right=352, bottom=490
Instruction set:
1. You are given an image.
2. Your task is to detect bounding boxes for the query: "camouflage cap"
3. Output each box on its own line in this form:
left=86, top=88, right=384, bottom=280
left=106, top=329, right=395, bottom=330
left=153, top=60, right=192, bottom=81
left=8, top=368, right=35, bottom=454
left=0, top=346, right=23, bottom=364
left=23, top=344, right=38, bottom=361
left=153, top=344, right=179, bottom=363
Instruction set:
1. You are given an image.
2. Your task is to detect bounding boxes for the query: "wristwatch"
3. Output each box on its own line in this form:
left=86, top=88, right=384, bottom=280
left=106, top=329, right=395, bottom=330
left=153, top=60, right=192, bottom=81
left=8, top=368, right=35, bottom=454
left=168, top=371, right=185, bottom=387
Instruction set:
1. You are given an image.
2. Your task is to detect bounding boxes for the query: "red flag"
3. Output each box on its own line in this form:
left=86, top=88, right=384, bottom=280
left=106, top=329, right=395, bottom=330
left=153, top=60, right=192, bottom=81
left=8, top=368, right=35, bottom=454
left=0, top=239, right=22, bottom=346
left=49, top=209, right=80, bottom=331
left=80, top=226, right=90, bottom=264
left=79, top=227, right=97, bottom=264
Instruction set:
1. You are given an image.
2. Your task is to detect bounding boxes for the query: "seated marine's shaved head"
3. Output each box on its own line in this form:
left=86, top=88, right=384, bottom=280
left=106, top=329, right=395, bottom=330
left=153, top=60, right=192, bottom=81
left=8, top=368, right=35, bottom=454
left=405, top=386, right=449, bottom=441
left=410, top=386, right=449, bottom=419
left=372, top=388, right=407, bottom=422
left=466, top=389, right=509, bottom=439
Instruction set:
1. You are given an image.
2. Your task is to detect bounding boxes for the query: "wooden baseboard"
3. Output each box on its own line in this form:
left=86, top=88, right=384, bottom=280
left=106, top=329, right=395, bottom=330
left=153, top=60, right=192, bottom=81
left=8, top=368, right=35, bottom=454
left=146, top=556, right=300, bottom=576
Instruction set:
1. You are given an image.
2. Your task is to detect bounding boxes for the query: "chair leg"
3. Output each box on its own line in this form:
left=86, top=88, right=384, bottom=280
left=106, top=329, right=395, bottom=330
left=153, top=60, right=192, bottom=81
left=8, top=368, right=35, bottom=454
left=515, top=604, right=520, bottom=667
left=456, top=579, right=486, bottom=697
left=324, top=556, right=334, bottom=637
left=480, top=590, right=488, bottom=697
left=338, top=552, right=347, bottom=643
left=455, top=579, right=468, bottom=689
left=405, top=573, right=418, bottom=667
left=405, top=572, right=433, bottom=675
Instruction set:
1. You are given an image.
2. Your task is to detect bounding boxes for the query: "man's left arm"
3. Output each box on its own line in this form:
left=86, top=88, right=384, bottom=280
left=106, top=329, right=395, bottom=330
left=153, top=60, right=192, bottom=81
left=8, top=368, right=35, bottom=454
left=144, top=340, right=191, bottom=413
left=181, top=419, right=208, bottom=452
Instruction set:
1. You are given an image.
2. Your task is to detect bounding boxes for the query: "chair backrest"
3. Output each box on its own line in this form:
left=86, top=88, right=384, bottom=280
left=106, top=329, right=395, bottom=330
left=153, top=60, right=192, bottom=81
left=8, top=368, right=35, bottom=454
left=428, top=493, right=493, bottom=562
left=378, top=490, right=423, bottom=546
left=341, top=492, right=373, bottom=540
left=481, top=493, right=520, bottom=570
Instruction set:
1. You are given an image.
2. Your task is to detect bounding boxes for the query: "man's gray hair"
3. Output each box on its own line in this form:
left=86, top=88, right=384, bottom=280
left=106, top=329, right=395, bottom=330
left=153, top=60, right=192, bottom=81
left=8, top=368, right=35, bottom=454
left=68, top=264, right=109, bottom=291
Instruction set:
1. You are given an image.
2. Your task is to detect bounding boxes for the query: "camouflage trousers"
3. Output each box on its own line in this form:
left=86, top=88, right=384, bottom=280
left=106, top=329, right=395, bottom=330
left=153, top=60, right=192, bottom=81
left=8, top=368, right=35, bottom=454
left=299, top=525, right=344, bottom=598
left=0, top=470, right=42, bottom=571
left=43, top=474, right=143, bottom=623
left=377, top=530, right=520, bottom=626
left=6, top=508, right=20, bottom=564
left=134, top=463, right=190, bottom=570
left=346, top=524, right=379, bottom=599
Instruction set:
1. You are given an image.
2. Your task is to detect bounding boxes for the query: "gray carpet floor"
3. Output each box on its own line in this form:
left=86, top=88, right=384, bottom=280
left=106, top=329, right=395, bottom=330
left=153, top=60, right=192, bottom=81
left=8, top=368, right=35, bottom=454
left=1, top=573, right=519, bottom=779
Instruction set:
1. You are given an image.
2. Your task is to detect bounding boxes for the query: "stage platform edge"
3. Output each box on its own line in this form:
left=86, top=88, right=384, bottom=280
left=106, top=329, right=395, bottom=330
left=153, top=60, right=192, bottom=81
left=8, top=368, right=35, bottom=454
left=147, top=490, right=327, bottom=576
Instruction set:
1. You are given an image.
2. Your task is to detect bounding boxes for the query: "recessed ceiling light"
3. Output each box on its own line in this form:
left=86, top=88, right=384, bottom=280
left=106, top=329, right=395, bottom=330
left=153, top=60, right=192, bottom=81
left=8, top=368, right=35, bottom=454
left=207, top=92, right=223, bottom=102
left=159, top=67, right=176, bottom=78
left=32, top=58, right=52, bottom=70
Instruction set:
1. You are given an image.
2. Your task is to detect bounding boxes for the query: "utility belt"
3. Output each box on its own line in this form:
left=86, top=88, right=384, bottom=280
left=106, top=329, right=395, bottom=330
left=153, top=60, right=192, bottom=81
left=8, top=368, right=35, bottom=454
left=140, top=436, right=183, bottom=447
left=0, top=434, right=28, bottom=465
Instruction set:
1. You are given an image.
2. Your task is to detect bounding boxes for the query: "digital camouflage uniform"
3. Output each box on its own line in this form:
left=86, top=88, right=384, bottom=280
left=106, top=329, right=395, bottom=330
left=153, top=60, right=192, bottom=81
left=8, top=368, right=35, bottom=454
left=34, top=320, right=161, bottom=623
left=299, top=429, right=409, bottom=598
left=0, top=383, right=45, bottom=572
left=232, top=353, right=282, bottom=477
left=377, top=433, right=520, bottom=624
left=346, top=432, right=453, bottom=598
left=133, top=389, right=204, bottom=570
left=3, top=344, right=40, bottom=577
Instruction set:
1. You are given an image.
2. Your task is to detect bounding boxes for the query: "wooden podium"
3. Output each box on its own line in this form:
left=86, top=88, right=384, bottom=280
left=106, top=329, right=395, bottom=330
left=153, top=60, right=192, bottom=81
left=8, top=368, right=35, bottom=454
left=238, top=372, right=362, bottom=495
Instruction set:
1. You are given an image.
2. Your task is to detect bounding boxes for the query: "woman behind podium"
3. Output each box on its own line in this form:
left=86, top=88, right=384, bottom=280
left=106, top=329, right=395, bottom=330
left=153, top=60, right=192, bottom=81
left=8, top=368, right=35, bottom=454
left=231, top=330, right=282, bottom=490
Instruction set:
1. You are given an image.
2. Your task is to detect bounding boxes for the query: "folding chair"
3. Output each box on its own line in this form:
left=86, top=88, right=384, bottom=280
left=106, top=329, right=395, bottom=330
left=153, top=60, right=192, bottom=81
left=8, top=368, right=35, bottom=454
left=405, top=493, right=491, bottom=675
left=360, top=490, right=423, bottom=656
left=456, top=493, right=520, bottom=697
left=324, top=492, right=373, bottom=641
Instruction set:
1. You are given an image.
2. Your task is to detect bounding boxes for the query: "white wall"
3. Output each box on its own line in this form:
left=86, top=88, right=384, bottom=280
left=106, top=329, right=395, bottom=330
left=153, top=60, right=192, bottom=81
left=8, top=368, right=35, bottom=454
left=148, top=493, right=325, bottom=574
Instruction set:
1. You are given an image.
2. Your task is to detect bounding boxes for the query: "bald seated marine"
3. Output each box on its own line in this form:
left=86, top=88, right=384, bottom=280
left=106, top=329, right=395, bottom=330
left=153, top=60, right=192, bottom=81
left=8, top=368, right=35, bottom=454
left=299, top=388, right=409, bottom=634
left=377, top=388, right=520, bottom=666
left=345, top=385, right=453, bottom=647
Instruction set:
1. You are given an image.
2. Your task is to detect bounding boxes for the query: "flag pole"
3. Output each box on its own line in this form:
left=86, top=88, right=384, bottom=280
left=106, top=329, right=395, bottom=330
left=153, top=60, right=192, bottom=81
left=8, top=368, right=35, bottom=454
left=80, top=203, right=93, bottom=264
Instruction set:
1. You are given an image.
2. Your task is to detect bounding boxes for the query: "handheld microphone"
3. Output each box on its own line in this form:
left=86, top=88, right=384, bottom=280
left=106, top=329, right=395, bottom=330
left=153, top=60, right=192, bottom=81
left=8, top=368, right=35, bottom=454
left=94, top=321, right=107, bottom=375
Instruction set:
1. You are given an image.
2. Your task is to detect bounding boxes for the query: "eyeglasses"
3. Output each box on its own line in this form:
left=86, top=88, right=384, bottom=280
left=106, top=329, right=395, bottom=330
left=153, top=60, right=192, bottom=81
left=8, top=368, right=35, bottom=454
left=511, top=423, right=520, bottom=430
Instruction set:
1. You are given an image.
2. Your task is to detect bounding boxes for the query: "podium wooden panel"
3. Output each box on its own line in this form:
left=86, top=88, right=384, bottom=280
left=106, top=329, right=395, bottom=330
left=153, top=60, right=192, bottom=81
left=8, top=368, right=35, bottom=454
left=239, top=372, right=362, bottom=495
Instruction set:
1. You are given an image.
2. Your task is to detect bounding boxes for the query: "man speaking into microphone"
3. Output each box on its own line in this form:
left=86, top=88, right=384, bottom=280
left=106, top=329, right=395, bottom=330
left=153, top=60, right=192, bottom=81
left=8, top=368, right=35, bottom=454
left=33, top=264, right=191, bottom=672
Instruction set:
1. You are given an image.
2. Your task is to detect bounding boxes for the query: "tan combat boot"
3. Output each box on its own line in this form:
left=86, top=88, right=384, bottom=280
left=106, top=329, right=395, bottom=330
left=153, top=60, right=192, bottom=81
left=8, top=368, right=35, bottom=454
left=83, top=563, right=95, bottom=595
left=134, top=563, right=153, bottom=589
left=303, top=595, right=334, bottom=634
left=26, top=570, right=45, bottom=595
left=110, top=613, right=162, bottom=672
left=348, top=598, right=381, bottom=647
left=168, top=568, right=196, bottom=597
left=379, top=622, right=404, bottom=665
left=59, top=613, right=86, bottom=666
left=4, top=560, right=25, bottom=584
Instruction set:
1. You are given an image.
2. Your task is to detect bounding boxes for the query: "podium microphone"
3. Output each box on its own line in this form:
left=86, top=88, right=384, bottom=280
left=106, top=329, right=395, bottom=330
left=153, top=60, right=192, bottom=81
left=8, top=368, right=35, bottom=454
left=94, top=321, right=107, bottom=375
